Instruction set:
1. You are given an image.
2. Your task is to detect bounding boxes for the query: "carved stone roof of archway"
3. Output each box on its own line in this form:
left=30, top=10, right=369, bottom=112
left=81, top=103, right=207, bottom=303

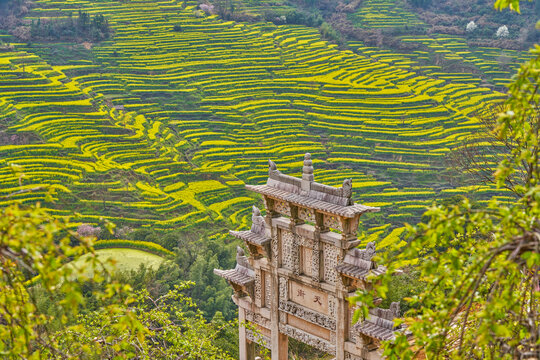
left=246, top=184, right=378, bottom=218
left=246, top=154, right=379, bottom=218
left=336, top=242, right=387, bottom=280
left=229, top=230, right=270, bottom=246
left=214, top=247, right=254, bottom=287
left=354, top=302, right=401, bottom=342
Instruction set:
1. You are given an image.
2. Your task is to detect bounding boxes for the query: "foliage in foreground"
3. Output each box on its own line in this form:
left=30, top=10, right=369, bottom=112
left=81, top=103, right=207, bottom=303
left=0, top=203, right=236, bottom=359
left=354, top=7, right=540, bottom=359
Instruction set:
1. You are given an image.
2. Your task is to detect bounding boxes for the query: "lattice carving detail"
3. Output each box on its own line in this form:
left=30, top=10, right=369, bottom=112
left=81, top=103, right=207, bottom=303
left=281, top=231, right=301, bottom=275
left=292, top=234, right=300, bottom=276
left=323, top=243, right=340, bottom=285
left=298, top=207, right=316, bottom=223
left=282, top=231, right=295, bottom=271
left=323, top=214, right=342, bottom=231
left=348, top=305, right=357, bottom=342
left=279, top=276, right=288, bottom=301
left=271, top=232, right=279, bottom=267
left=264, top=271, right=272, bottom=308
left=255, top=270, right=262, bottom=304
left=274, top=200, right=291, bottom=217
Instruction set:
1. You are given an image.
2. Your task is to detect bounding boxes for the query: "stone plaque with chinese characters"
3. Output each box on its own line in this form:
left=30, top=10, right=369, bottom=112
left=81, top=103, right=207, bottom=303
left=290, top=281, right=329, bottom=315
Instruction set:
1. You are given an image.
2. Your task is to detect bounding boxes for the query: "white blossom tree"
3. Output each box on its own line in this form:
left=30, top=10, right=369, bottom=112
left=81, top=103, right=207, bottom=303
left=466, top=21, right=477, bottom=32
left=496, top=25, right=509, bottom=38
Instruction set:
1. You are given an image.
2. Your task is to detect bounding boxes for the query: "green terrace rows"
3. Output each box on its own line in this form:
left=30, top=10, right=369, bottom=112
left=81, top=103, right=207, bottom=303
left=348, top=34, right=529, bottom=90
left=0, top=0, right=515, bottom=244
left=0, top=51, right=255, bottom=230
left=350, top=0, right=424, bottom=28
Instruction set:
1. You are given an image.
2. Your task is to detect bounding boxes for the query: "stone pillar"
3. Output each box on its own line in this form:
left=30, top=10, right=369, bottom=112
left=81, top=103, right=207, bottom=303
left=271, top=273, right=288, bottom=360
left=239, top=307, right=255, bottom=360
left=335, top=238, right=347, bottom=360
left=335, top=296, right=346, bottom=360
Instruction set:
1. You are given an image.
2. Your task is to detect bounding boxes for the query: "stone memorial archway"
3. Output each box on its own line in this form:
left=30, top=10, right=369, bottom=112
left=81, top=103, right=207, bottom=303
left=215, top=154, right=403, bottom=360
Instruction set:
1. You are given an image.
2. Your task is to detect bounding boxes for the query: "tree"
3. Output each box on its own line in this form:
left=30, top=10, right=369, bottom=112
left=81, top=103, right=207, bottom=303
left=0, top=203, right=237, bottom=359
left=353, top=1, right=540, bottom=358
left=496, top=25, right=510, bottom=38
left=466, top=21, right=478, bottom=32
left=449, top=100, right=539, bottom=198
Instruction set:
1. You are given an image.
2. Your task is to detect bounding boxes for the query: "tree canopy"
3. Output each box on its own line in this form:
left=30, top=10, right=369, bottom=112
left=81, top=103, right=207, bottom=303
left=0, top=203, right=238, bottom=359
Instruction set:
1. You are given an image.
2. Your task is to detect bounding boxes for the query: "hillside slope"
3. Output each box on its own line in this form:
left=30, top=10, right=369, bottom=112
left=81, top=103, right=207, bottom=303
left=0, top=0, right=515, bottom=247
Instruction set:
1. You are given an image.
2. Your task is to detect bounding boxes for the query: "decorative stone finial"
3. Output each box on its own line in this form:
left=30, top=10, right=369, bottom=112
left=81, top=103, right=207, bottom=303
left=363, top=241, right=375, bottom=261
left=268, top=159, right=277, bottom=174
left=302, top=153, right=314, bottom=182
left=252, top=205, right=261, bottom=217
left=390, top=302, right=400, bottom=318
left=342, top=178, right=352, bottom=198
left=250, top=206, right=266, bottom=235
left=237, top=246, right=245, bottom=257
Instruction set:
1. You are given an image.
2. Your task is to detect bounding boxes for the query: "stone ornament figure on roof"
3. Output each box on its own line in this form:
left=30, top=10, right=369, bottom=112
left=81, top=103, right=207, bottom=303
left=250, top=206, right=265, bottom=235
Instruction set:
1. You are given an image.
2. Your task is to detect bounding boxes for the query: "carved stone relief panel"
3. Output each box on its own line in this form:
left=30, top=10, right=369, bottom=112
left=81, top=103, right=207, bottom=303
left=279, top=300, right=336, bottom=330
left=298, top=207, right=316, bottom=223
left=245, top=309, right=271, bottom=329
left=282, top=230, right=295, bottom=272
left=274, top=200, right=291, bottom=217
left=323, top=243, right=340, bottom=285
left=246, top=329, right=271, bottom=349
left=279, top=324, right=336, bottom=355
left=279, top=276, right=288, bottom=301
left=255, top=270, right=262, bottom=306
left=328, top=294, right=337, bottom=318
left=271, top=232, right=279, bottom=267
left=287, top=314, right=331, bottom=340
left=323, top=214, right=342, bottom=232
left=348, top=304, right=356, bottom=342
left=264, top=271, right=272, bottom=308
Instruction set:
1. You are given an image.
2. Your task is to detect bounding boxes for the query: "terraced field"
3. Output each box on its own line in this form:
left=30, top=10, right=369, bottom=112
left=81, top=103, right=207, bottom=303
left=349, top=0, right=530, bottom=89
left=0, top=0, right=515, bottom=247
left=350, top=0, right=424, bottom=28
